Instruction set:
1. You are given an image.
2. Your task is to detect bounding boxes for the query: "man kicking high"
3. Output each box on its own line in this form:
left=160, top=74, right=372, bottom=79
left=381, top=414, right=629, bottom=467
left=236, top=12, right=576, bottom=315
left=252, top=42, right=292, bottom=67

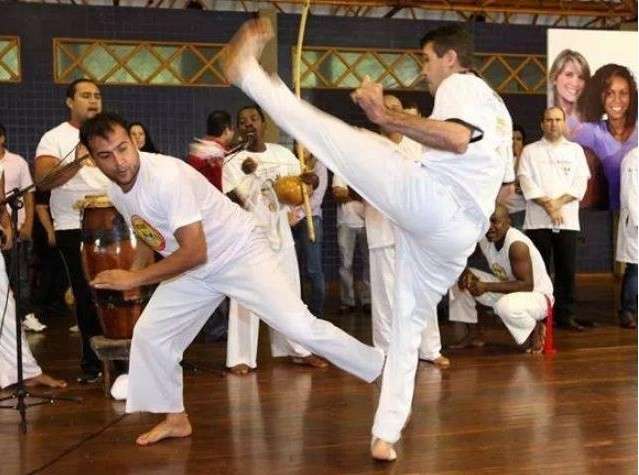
left=223, top=19, right=512, bottom=461
left=82, top=112, right=384, bottom=446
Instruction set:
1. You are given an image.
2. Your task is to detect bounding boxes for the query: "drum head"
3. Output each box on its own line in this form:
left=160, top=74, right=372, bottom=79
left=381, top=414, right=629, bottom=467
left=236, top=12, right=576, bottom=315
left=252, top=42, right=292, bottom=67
left=76, top=194, right=113, bottom=209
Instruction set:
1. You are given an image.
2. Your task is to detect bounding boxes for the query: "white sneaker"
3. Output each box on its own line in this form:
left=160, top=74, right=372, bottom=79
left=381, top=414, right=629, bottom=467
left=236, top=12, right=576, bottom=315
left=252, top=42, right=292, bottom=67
left=22, top=313, right=46, bottom=332
left=69, top=324, right=79, bottom=333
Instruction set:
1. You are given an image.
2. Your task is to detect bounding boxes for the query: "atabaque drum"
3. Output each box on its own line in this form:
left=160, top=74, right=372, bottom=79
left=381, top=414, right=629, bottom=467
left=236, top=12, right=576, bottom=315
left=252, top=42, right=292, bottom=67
left=79, top=195, right=152, bottom=339
left=273, top=175, right=305, bottom=206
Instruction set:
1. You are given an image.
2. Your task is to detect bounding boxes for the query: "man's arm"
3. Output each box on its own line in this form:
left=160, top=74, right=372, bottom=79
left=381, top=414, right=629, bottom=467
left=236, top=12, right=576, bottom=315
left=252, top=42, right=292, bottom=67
left=91, top=221, right=207, bottom=290
left=0, top=174, right=12, bottom=250
left=351, top=77, right=472, bottom=154
left=35, top=204, right=56, bottom=246
left=470, top=242, right=534, bottom=295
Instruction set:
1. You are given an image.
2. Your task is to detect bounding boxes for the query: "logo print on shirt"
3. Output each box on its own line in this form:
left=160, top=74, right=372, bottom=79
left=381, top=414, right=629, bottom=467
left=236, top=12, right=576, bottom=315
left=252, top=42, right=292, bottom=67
left=131, top=215, right=166, bottom=251
left=491, top=263, right=508, bottom=282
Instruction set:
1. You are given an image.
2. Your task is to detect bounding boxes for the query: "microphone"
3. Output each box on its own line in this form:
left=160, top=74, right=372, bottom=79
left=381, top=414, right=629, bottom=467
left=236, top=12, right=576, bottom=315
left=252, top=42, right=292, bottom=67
left=224, top=131, right=256, bottom=157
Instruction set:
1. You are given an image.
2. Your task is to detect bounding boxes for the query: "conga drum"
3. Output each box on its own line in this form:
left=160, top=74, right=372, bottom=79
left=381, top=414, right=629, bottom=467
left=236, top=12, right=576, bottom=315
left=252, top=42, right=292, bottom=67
left=79, top=195, right=152, bottom=339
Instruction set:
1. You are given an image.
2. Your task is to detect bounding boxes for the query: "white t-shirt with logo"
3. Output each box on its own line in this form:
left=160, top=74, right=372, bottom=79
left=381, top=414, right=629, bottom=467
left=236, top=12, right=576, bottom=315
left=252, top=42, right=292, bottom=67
left=35, top=121, right=111, bottom=231
left=421, top=73, right=513, bottom=229
left=479, top=227, right=553, bottom=298
left=364, top=137, right=421, bottom=249
left=1, top=150, right=33, bottom=227
left=222, top=143, right=300, bottom=251
left=518, top=137, right=590, bottom=231
left=332, top=174, right=365, bottom=229
left=108, top=152, right=255, bottom=278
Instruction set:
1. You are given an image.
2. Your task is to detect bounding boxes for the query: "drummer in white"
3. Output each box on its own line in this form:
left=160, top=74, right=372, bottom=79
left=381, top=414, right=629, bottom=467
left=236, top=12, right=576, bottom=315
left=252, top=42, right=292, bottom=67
left=82, top=112, right=384, bottom=446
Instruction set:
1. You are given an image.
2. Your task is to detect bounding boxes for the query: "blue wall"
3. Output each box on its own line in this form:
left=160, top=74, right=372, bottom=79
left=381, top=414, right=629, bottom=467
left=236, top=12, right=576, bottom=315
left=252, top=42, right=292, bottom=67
left=0, top=4, right=612, bottom=274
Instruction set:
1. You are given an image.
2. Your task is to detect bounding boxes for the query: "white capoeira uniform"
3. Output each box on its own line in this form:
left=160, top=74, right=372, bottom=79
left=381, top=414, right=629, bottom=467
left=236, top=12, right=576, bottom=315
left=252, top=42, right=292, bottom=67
left=111, top=153, right=383, bottom=413
left=0, top=163, right=42, bottom=388
left=223, top=144, right=311, bottom=369
left=365, top=136, right=442, bottom=360
left=235, top=59, right=512, bottom=443
left=449, top=227, right=554, bottom=344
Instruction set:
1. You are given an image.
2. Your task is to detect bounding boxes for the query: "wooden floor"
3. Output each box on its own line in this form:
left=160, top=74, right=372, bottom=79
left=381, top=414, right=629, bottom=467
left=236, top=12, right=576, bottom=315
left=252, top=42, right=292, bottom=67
left=1, top=275, right=637, bottom=475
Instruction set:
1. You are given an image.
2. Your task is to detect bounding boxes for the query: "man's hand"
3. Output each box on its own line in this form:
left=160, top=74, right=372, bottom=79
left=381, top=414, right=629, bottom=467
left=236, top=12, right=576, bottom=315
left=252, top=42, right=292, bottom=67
left=351, top=76, right=387, bottom=126
left=299, top=172, right=319, bottom=190
left=19, top=222, right=33, bottom=241
left=91, top=269, right=140, bottom=291
left=241, top=157, right=258, bottom=175
left=549, top=208, right=564, bottom=226
left=75, top=144, right=96, bottom=167
left=458, top=268, right=473, bottom=290
left=46, top=229, right=56, bottom=247
left=468, top=279, right=486, bottom=297
left=0, top=225, right=13, bottom=251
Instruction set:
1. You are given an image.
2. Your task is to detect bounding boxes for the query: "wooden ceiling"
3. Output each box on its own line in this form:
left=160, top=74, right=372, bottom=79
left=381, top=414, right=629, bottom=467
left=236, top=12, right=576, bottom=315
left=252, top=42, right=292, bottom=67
left=18, top=0, right=639, bottom=28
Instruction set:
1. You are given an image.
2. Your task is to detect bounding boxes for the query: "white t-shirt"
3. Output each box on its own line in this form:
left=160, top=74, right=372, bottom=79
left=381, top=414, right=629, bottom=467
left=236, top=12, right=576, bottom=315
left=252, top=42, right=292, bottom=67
left=365, top=137, right=420, bottom=249
left=1, top=150, right=33, bottom=227
left=518, top=137, right=590, bottom=231
left=617, top=148, right=638, bottom=264
left=332, top=173, right=365, bottom=228
left=223, top=143, right=300, bottom=251
left=108, top=152, right=255, bottom=277
left=504, top=153, right=526, bottom=214
left=479, top=227, right=553, bottom=298
left=35, top=122, right=111, bottom=231
left=420, top=73, right=513, bottom=229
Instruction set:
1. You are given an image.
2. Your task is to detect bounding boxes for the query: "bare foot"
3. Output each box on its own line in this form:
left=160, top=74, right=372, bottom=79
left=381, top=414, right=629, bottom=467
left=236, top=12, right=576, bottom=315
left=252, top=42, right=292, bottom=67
left=423, top=356, right=451, bottom=369
left=291, top=355, right=329, bottom=369
left=24, top=373, right=67, bottom=389
left=222, top=18, right=274, bottom=85
left=227, top=364, right=252, bottom=376
left=526, top=321, right=546, bottom=354
left=136, top=413, right=192, bottom=446
left=371, top=437, right=397, bottom=461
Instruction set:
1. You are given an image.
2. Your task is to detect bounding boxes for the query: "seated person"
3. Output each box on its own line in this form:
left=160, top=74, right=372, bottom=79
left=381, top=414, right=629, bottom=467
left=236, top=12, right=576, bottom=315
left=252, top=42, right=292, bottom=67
left=449, top=205, right=553, bottom=353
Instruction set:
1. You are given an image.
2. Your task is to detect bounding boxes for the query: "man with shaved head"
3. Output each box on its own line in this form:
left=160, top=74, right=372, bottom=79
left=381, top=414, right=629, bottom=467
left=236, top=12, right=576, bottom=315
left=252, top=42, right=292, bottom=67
left=450, top=204, right=553, bottom=351
left=518, top=106, right=590, bottom=331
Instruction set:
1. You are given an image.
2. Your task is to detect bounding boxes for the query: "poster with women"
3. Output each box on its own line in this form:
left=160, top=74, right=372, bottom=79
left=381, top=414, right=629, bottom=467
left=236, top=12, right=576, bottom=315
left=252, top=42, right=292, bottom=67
left=548, top=29, right=638, bottom=209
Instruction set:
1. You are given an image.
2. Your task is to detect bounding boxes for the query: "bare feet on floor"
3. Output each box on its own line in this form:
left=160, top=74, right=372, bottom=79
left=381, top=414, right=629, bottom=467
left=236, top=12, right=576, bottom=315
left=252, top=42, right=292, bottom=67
left=371, top=437, right=397, bottom=461
left=526, top=321, right=546, bottom=354
left=423, top=355, right=451, bottom=369
left=227, top=364, right=252, bottom=376
left=24, top=373, right=67, bottom=388
left=136, top=412, right=192, bottom=446
left=222, top=18, right=274, bottom=85
left=291, top=355, right=329, bottom=369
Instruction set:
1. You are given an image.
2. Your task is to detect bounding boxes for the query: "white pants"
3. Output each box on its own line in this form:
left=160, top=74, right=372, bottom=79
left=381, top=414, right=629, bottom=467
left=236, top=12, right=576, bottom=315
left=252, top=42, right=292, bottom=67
left=449, top=268, right=549, bottom=345
left=338, top=225, right=370, bottom=307
left=125, top=230, right=384, bottom=414
left=238, top=62, right=485, bottom=443
left=226, top=243, right=310, bottom=369
left=370, top=246, right=442, bottom=360
left=0, top=254, right=41, bottom=389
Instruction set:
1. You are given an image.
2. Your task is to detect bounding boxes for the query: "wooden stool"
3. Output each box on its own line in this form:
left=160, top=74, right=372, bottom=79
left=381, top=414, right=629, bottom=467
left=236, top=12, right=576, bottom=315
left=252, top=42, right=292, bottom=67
left=90, top=336, right=131, bottom=397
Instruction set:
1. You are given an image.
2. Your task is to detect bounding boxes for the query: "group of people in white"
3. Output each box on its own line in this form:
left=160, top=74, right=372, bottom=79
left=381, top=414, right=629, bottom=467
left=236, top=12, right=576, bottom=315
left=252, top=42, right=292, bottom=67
left=0, top=18, right=635, bottom=463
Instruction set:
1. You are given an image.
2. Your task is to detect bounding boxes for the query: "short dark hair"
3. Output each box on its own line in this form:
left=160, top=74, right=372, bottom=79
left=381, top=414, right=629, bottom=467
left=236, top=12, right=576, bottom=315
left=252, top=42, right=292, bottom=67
left=0, top=122, right=6, bottom=138
left=66, top=78, right=98, bottom=100
left=543, top=106, right=566, bottom=121
left=512, top=123, right=526, bottom=143
left=577, top=63, right=638, bottom=130
left=420, top=24, right=474, bottom=69
left=237, top=104, right=265, bottom=127
left=206, top=110, right=232, bottom=137
left=80, top=112, right=127, bottom=149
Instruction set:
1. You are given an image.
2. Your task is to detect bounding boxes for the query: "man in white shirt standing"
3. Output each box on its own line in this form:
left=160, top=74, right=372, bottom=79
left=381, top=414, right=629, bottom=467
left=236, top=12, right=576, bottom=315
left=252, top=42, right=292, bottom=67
left=0, top=123, right=43, bottom=332
left=617, top=147, right=637, bottom=329
left=224, top=20, right=512, bottom=461
left=82, top=112, right=383, bottom=446
left=518, top=107, right=590, bottom=331
left=223, top=105, right=326, bottom=375
left=332, top=174, right=370, bottom=313
left=34, top=79, right=111, bottom=382
left=450, top=204, right=554, bottom=351
left=366, top=95, right=448, bottom=368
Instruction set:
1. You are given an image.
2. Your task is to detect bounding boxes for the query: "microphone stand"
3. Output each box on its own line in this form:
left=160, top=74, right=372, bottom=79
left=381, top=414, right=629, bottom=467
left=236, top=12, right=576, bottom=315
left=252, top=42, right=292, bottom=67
left=0, top=160, right=85, bottom=433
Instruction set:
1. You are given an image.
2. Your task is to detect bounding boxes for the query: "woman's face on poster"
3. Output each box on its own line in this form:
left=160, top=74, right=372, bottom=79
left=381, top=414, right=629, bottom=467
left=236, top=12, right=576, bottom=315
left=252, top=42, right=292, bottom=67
left=554, top=60, right=586, bottom=105
left=603, top=75, right=630, bottom=122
